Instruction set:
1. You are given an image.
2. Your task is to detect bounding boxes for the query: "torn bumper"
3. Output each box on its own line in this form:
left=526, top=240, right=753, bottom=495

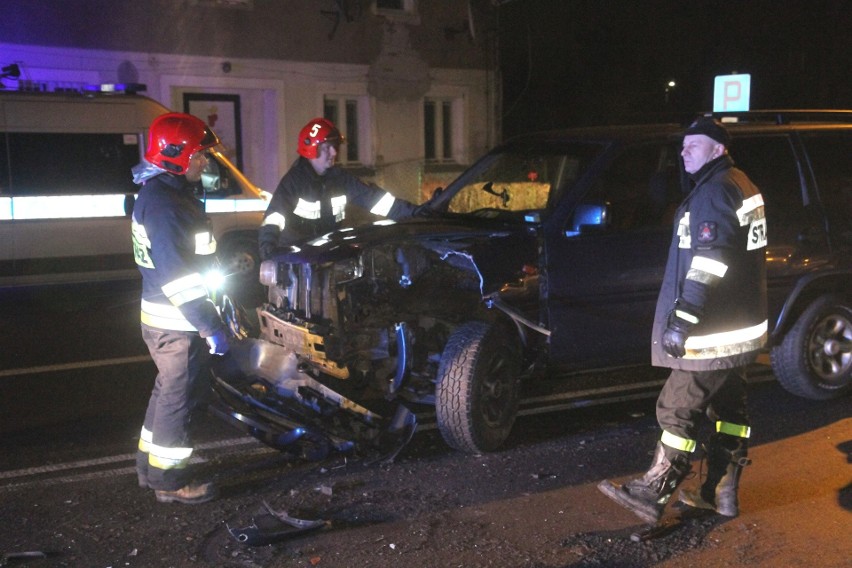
left=209, top=338, right=416, bottom=462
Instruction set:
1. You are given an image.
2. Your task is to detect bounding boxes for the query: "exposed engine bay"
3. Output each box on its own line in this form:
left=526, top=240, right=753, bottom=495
left=209, top=226, right=544, bottom=460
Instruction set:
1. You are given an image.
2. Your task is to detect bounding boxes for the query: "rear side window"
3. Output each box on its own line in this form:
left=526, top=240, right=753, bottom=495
left=5, top=132, right=141, bottom=196
left=799, top=131, right=852, bottom=244
left=579, top=141, right=683, bottom=232
left=728, top=135, right=804, bottom=246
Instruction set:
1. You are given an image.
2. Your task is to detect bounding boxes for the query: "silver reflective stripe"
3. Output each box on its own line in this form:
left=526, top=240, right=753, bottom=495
left=140, top=299, right=197, bottom=331
left=736, top=194, right=765, bottom=225
left=331, top=195, right=347, bottom=221
left=369, top=192, right=396, bottom=217
left=162, top=273, right=208, bottom=306
left=294, top=198, right=321, bottom=219
left=683, top=320, right=768, bottom=359
left=677, top=212, right=691, bottom=249
left=262, top=211, right=286, bottom=230
left=686, top=255, right=728, bottom=285
left=195, top=231, right=216, bottom=256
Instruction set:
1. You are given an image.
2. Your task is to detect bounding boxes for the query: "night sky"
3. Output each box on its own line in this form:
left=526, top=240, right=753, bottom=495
left=497, top=0, right=852, bottom=137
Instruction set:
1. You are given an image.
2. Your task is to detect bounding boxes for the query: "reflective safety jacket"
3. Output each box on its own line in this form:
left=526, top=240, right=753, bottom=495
left=651, top=155, right=768, bottom=371
left=258, top=157, right=416, bottom=259
left=131, top=173, right=223, bottom=337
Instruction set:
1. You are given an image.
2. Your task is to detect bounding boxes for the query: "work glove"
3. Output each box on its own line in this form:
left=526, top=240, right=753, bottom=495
left=662, top=300, right=700, bottom=359
left=206, top=329, right=230, bottom=356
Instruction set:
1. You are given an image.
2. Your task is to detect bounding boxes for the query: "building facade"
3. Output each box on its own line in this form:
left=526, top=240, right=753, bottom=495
left=0, top=0, right=498, bottom=203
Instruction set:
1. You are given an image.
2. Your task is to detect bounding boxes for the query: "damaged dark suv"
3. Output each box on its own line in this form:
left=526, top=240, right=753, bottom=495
left=213, top=110, right=852, bottom=458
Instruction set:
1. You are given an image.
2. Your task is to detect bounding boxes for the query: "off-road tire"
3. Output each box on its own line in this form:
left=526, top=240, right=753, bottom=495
left=771, top=294, right=852, bottom=400
left=435, top=321, right=521, bottom=453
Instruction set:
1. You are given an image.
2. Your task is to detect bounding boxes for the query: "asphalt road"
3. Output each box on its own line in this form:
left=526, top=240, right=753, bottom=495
left=0, top=280, right=849, bottom=567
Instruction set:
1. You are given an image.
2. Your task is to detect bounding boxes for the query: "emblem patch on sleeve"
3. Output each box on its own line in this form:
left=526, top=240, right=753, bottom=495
left=697, top=221, right=717, bottom=243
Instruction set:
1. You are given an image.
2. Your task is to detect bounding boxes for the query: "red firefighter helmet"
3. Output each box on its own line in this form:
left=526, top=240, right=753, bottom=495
left=297, top=117, right=343, bottom=159
left=145, top=112, right=220, bottom=174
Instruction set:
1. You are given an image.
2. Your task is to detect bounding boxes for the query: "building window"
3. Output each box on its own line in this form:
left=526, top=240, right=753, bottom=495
left=324, top=96, right=361, bottom=165
left=373, top=0, right=418, bottom=22
left=424, top=98, right=456, bottom=163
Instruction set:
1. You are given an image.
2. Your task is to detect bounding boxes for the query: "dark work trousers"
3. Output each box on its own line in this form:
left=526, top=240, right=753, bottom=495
left=137, top=324, right=211, bottom=491
left=655, top=367, right=749, bottom=454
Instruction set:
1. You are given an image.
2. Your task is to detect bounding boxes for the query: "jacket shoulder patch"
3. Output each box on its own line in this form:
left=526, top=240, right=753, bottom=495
left=697, top=221, right=717, bottom=243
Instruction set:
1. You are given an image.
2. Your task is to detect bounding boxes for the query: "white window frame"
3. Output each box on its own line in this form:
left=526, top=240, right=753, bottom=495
left=372, top=0, right=419, bottom=24
left=423, top=95, right=465, bottom=164
left=321, top=91, right=372, bottom=166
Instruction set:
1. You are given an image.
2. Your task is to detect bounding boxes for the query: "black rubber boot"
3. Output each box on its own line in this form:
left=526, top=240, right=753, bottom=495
left=598, top=441, right=692, bottom=524
left=679, top=434, right=750, bottom=517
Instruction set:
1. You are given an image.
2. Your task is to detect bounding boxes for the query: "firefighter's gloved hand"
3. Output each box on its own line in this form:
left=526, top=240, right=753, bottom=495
left=206, top=329, right=230, bottom=356
left=663, top=300, right=700, bottom=358
left=662, top=322, right=688, bottom=358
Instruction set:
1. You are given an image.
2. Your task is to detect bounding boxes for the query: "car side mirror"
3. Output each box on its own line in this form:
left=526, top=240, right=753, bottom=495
left=565, top=202, right=609, bottom=237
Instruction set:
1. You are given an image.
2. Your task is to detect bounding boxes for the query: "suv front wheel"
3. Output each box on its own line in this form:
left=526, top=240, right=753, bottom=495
left=771, top=294, right=852, bottom=400
left=435, top=321, right=521, bottom=453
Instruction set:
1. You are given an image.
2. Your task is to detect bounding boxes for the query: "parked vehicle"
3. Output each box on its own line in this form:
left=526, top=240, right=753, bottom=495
left=211, top=110, right=852, bottom=458
left=0, top=82, right=267, bottom=287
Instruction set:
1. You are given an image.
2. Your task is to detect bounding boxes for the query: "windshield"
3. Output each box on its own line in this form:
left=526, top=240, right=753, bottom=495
left=445, top=142, right=605, bottom=217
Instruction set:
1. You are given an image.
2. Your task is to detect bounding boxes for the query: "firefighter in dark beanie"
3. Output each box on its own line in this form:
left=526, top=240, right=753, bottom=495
left=598, top=117, right=768, bottom=523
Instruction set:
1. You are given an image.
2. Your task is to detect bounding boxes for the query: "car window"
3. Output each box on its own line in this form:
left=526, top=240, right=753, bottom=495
left=5, top=132, right=140, bottom=196
left=575, top=141, right=682, bottom=233
left=446, top=143, right=603, bottom=216
left=799, top=131, right=852, bottom=244
left=729, top=135, right=806, bottom=246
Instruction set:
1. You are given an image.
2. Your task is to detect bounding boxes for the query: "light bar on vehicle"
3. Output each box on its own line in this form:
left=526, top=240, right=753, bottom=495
left=82, top=83, right=147, bottom=94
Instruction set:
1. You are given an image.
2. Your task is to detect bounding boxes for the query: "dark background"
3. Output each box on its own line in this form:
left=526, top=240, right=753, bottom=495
left=497, top=0, right=852, bottom=138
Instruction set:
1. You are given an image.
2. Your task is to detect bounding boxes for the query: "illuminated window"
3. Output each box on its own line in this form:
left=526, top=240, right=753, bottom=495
left=324, top=96, right=362, bottom=165
left=424, top=98, right=457, bottom=163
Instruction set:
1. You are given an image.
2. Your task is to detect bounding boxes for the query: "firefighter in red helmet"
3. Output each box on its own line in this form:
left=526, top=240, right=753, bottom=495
left=130, top=112, right=229, bottom=504
left=258, top=117, right=432, bottom=260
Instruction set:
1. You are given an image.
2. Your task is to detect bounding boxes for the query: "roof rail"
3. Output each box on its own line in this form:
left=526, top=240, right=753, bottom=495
left=706, top=109, right=852, bottom=125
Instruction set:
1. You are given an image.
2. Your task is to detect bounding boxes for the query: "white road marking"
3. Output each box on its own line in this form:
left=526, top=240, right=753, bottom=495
left=0, top=355, right=152, bottom=378
left=0, top=436, right=270, bottom=491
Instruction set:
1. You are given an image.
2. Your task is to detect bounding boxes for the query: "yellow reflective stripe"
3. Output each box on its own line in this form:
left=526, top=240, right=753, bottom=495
left=147, top=444, right=193, bottom=470
left=684, top=320, right=768, bottom=359
left=717, top=421, right=751, bottom=438
left=131, top=220, right=155, bottom=269
left=331, top=195, right=347, bottom=221
left=661, top=430, right=697, bottom=453
left=195, top=231, right=216, bottom=256
left=294, top=198, right=321, bottom=219
left=674, top=309, right=700, bottom=324
left=138, top=426, right=153, bottom=453
left=369, top=192, right=396, bottom=217
left=162, top=273, right=207, bottom=306
left=140, top=299, right=197, bottom=332
left=262, top=211, right=286, bottom=230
